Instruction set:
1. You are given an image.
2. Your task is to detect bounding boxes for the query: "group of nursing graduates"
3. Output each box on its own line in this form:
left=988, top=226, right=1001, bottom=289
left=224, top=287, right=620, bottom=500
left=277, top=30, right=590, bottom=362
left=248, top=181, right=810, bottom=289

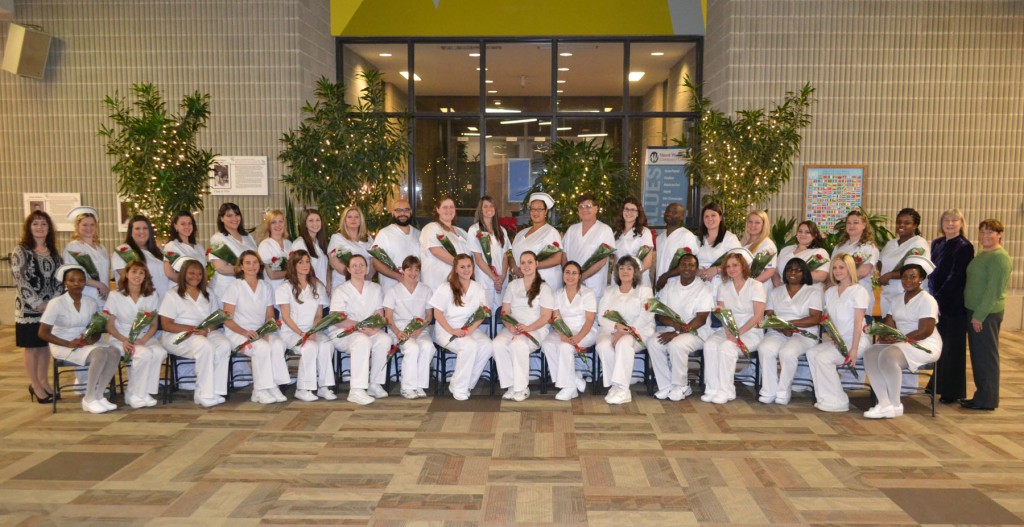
left=26, top=192, right=952, bottom=419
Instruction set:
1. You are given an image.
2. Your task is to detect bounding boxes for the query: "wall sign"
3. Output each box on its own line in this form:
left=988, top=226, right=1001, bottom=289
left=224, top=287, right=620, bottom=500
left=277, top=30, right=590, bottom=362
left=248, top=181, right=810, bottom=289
left=803, top=165, right=865, bottom=230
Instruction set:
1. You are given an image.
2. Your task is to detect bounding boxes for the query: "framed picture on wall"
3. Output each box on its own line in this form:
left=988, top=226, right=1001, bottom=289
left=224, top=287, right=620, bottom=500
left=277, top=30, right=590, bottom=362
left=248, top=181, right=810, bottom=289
left=803, top=165, right=866, bottom=231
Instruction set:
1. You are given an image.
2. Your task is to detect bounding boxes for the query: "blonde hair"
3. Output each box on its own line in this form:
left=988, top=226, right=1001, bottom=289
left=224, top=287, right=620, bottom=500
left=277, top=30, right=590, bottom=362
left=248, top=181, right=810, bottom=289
left=338, top=205, right=369, bottom=242
left=260, top=209, right=286, bottom=241
left=742, top=210, right=770, bottom=253
left=939, top=208, right=966, bottom=237
left=828, top=253, right=858, bottom=288
left=71, top=212, right=101, bottom=245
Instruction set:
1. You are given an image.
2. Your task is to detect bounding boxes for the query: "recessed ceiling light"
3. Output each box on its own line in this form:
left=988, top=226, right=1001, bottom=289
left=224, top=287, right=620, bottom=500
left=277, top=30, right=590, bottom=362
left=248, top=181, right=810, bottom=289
left=379, top=53, right=392, bottom=57
left=500, top=118, right=538, bottom=125
left=628, top=71, right=645, bottom=82
left=494, top=101, right=502, bottom=106
left=556, top=127, right=572, bottom=131
left=487, top=90, right=498, bottom=94
left=556, top=90, right=563, bottom=93
left=475, top=67, right=489, bottom=71
left=604, top=107, right=613, bottom=112
left=559, top=52, right=573, bottom=57
left=469, top=52, right=480, bottom=57
left=557, top=67, right=569, bottom=71
left=399, top=71, right=422, bottom=81
left=485, top=80, right=494, bottom=84
left=650, top=52, right=664, bottom=56
left=557, top=80, right=566, bottom=84
left=468, top=126, right=478, bottom=131
left=578, top=133, right=608, bottom=138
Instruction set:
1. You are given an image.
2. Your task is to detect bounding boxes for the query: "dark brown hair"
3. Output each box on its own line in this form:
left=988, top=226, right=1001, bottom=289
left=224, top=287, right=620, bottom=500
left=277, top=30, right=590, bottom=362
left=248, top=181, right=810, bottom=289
left=613, top=197, right=649, bottom=240
left=285, top=249, right=321, bottom=305
left=18, top=210, right=58, bottom=254
left=298, top=208, right=327, bottom=256
left=474, top=196, right=507, bottom=247
left=123, top=215, right=163, bottom=262
left=176, top=259, right=210, bottom=301
left=796, top=220, right=824, bottom=249
left=447, top=253, right=474, bottom=307
left=233, top=250, right=264, bottom=279
left=116, top=259, right=156, bottom=297
left=519, top=251, right=543, bottom=307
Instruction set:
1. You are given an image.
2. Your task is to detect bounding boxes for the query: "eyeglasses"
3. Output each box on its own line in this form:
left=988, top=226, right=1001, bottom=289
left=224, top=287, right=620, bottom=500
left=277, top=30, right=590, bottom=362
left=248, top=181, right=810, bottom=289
left=578, top=204, right=595, bottom=210
left=623, top=207, right=639, bottom=213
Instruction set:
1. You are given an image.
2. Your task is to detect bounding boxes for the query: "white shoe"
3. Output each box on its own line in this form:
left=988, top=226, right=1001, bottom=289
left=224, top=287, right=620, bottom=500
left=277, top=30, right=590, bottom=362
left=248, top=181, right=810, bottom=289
left=555, top=387, right=578, bottom=401
left=654, top=388, right=672, bottom=400
left=294, top=389, right=318, bottom=402
left=607, top=388, right=632, bottom=405
left=143, top=395, right=159, bottom=407
left=401, top=390, right=418, bottom=399
left=814, top=402, right=849, bottom=412
left=415, top=388, right=427, bottom=398
left=452, top=390, right=470, bottom=401
left=317, top=387, right=338, bottom=400
left=710, top=394, right=730, bottom=405
left=503, top=388, right=516, bottom=400
left=82, top=399, right=110, bottom=414
left=253, top=389, right=277, bottom=405
left=512, top=390, right=529, bottom=402
left=347, top=389, right=375, bottom=405
left=575, top=374, right=587, bottom=393
left=893, top=404, right=904, bottom=417
left=98, top=398, right=117, bottom=411
left=367, top=384, right=389, bottom=398
left=774, top=393, right=791, bottom=405
left=700, top=391, right=716, bottom=402
left=669, top=386, right=692, bottom=401
left=604, top=387, right=621, bottom=403
left=270, top=386, right=288, bottom=402
left=863, top=405, right=895, bottom=419
left=197, top=397, right=222, bottom=408
left=758, top=394, right=776, bottom=404
left=126, top=396, right=148, bottom=409
left=214, top=396, right=226, bottom=404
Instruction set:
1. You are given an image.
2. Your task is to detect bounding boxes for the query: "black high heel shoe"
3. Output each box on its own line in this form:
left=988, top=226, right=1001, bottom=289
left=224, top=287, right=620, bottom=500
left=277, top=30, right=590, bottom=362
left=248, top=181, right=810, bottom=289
left=28, top=385, right=54, bottom=404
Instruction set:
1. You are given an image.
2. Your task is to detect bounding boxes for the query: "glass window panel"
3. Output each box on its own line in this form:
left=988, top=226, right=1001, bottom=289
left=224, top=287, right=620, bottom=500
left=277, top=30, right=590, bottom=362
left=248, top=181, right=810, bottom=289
left=485, top=42, right=551, bottom=114
left=557, top=42, right=623, bottom=112
left=556, top=117, right=623, bottom=146
left=341, top=43, right=409, bottom=111
left=414, top=118, right=482, bottom=227
left=628, top=42, right=699, bottom=112
left=628, top=117, right=699, bottom=228
left=414, top=43, right=481, bottom=113
left=484, top=118, right=547, bottom=220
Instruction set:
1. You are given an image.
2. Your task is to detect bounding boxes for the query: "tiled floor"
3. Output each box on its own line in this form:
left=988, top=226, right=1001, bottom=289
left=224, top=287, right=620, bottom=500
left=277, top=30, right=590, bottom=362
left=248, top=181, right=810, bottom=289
left=1, top=324, right=1022, bottom=525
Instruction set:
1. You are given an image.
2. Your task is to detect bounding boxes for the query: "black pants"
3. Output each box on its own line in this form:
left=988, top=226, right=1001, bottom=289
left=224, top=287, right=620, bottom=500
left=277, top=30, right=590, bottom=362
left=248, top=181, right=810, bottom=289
left=967, top=310, right=1003, bottom=408
left=930, top=311, right=968, bottom=400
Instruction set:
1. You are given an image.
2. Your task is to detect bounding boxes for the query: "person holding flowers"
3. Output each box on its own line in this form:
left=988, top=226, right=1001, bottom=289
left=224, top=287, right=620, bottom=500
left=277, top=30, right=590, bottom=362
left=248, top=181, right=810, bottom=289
left=163, top=211, right=207, bottom=283
left=562, top=194, right=616, bottom=302
left=646, top=252, right=714, bottom=401
left=774, top=220, right=830, bottom=287
left=104, top=260, right=165, bottom=408
left=257, top=209, right=292, bottom=292
left=654, top=203, right=700, bottom=292
left=383, top=255, right=434, bottom=400
left=742, top=210, right=778, bottom=289
left=328, top=205, right=375, bottom=289
left=430, top=253, right=494, bottom=401
left=927, top=208, right=974, bottom=404
left=702, top=249, right=766, bottom=405
left=329, top=254, right=390, bottom=405
left=878, top=208, right=930, bottom=316
left=113, top=215, right=170, bottom=297
left=222, top=251, right=289, bottom=405
left=159, top=257, right=232, bottom=408
left=862, top=255, right=942, bottom=418
left=541, top=262, right=598, bottom=401
left=468, top=196, right=512, bottom=313
left=614, top=197, right=656, bottom=288
left=831, top=209, right=879, bottom=315
left=372, top=199, right=420, bottom=293
left=696, top=203, right=741, bottom=294
left=14, top=210, right=62, bottom=404
left=208, top=203, right=258, bottom=301
left=63, top=206, right=110, bottom=307
left=39, top=264, right=122, bottom=413
left=420, top=197, right=471, bottom=291
left=596, top=256, right=656, bottom=405
left=277, top=249, right=336, bottom=402
left=493, top=251, right=554, bottom=402
left=757, top=258, right=822, bottom=405
left=512, top=192, right=563, bottom=290
left=806, top=253, right=869, bottom=412
left=288, top=208, right=330, bottom=292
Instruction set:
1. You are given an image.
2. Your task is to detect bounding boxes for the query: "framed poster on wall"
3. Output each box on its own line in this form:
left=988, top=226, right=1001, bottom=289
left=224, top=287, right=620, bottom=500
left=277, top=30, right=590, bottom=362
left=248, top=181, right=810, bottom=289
left=803, top=165, right=865, bottom=231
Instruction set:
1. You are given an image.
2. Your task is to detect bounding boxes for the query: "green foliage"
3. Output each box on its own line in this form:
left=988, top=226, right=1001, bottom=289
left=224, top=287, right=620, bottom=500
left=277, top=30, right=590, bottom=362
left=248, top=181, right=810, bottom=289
left=523, top=138, right=636, bottom=229
left=279, top=71, right=411, bottom=234
left=774, top=207, right=896, bottom=255
left=833, top=207, right=896, bottom=248
left=284, top=199, right=299, bottom=241
left=98, top=83, right=215, bottom=237
left=677, top=76, right=814, bottom=233
left=770, top=216, right=797, bottom=250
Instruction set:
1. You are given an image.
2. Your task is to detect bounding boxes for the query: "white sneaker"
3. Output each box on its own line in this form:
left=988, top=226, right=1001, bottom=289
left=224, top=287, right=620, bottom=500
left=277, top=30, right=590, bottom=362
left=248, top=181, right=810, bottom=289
left=893, top=404, right=904, bottom=417
left=367, top=384, right=389, bottom=398
left=669, top=386, right=692, bottom=401
left=774, top=393, right=791, bottom=405
left=270, top=386, right=287, bottom=402
left=197, top=397, right=222, bottom=408
left=700, top=391, right=716, bottom=402
left=294, top=389, right=318, bottom=402
left=82, top=399, right=110, bottom=414
left=603, top=387, right=621, bottom=403
left=654, top=388, right=672, bottom=400
left=415, top=388, right=427, bottom=398
left=143, top=395, right=159, bottom=407
left=401, top=390, right=418, bottom=399
left=126, top=396, right=148, bottom=409
left=452, top=390, right=470, bottom=401
left=575, top=374, right=587, bottom=393
left=607, top=388, right=632, bottom=405
left=503, top=388, right=517, bottom=400
left=863, top=405, right=895, bottom=419
left=758, top=394, right=776, bottom=404
left=252, top=389, right=277, bottom=405
left=317, top=387, right=338, bottom=400
left=347, top=389, right=375, bottom=405
left=98, top=398, right=117, bottom=411
left=214, top=396, right=226, bottom=404
left=710, top=394, right=730, bottom=405
left=814, top=402, right=849, bottom=413
left=512, top=390, right=529, bottom=402
left=555, top=387, right=578, bottom=401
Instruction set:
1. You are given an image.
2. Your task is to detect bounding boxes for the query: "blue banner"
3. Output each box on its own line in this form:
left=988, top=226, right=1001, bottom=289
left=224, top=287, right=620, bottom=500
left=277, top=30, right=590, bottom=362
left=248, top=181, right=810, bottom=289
left=642, top=147, right=689, bottom=223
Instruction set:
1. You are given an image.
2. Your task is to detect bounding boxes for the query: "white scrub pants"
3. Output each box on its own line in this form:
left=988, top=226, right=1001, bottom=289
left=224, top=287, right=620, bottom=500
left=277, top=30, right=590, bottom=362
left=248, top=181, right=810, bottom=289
left=702, top=329, right=764, bottom=400
left=224, top=332, right=290, bottom=391
left=437, top=330, right=493, bottom=397
left=122, top=341, right=168, bottom=401
left=333, top=331, right=391, bottom=390
left=646, top=328, right=703, bottom=391
left=806, top=342, right=851, bottom=409
left=396, top=332, right=435, bottom=392
left=493, top=327, right=549, bottom=393
left=595, top=332, right=648, bottom=390
left=162, top=331, right=231, bottom=403
left=541, top=330, right=597, bottom=389
left=282, top=330, right=335, bottom=391
left=758, top=332, right=817, bottom=399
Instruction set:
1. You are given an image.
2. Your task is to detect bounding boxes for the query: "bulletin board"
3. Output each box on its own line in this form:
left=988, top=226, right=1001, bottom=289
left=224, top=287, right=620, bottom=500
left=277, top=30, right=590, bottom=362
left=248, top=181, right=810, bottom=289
left=803, top=165, right=865, bottom=231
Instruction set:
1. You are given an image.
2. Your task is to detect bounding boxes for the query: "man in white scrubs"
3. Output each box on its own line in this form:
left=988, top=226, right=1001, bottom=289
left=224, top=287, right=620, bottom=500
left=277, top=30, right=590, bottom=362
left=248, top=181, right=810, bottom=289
left=655, top=203, right=700, bottom=291
left=372, top=199, right=420, bottom=292
left=561, top=194, right=616, bottom=302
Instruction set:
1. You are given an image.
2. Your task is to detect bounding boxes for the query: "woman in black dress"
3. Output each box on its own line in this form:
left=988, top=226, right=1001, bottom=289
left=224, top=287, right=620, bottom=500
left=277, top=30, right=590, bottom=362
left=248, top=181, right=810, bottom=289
left=12, top=211, right=63, bottom=403
left=927, top=208, right=974, bottom=403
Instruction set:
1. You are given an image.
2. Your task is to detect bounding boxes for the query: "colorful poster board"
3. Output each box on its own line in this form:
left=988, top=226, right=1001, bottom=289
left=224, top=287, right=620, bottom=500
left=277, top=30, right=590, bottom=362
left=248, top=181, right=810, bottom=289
left=642, top=146, right=689, bottom=224
left=803, top=165, right=865, bottom=230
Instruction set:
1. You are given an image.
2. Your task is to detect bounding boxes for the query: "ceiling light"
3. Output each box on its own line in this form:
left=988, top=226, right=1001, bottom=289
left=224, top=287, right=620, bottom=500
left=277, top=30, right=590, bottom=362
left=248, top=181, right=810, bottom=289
left=578, top=133, right=608, bottom=138
left=650, top=52, right=664, bottom=56
left=462, top=132, right=480, bottom=136
left=556, top=90, right=563, bottom=93
left=469, top=52, right=480, bottom=57
left=467, top=126, right=478, bottom=131
left=440, top=107, right=449, bottom=113
left=494, top=100, right=502, bottom=106
left=475, top=67, right=489, bottom=71
left=487, top=90, right=498, bottom=94
left=559, top=52, right=573, bottom=57
left=539, top=121, right=551, bottom=126
left=556, top=127, right=572, bottom=131
left=557, top=80, right=566, bottom=84
left=604, top=107, right=613, bottom=112
left=399, top=71, right=422, bottom=81
left=557, top=67, right=569, bottom=71
left=628, top=71, right=645, bottom=82
left=379, top=53, right=392, bottom=57
left=485, top=108, right=522, bottom=114
left=485, top=80, right=494, bottom=84
left=500, top=118, right=538, bottom=125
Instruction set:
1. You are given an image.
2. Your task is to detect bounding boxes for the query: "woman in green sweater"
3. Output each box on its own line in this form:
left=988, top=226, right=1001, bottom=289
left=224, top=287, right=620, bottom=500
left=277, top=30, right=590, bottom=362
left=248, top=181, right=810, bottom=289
left=961, top=219, right=1012, bottom=411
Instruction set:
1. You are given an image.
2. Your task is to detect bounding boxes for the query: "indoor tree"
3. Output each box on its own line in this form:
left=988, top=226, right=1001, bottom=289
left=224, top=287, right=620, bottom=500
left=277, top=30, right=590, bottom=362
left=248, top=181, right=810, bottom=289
left=98, top=84, right=215, bottom=236
left=678, top=76, right=814, bottom=233
left=279, top=71, right=410, bottom=233
left=523, top=138, right=636, bottom=229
